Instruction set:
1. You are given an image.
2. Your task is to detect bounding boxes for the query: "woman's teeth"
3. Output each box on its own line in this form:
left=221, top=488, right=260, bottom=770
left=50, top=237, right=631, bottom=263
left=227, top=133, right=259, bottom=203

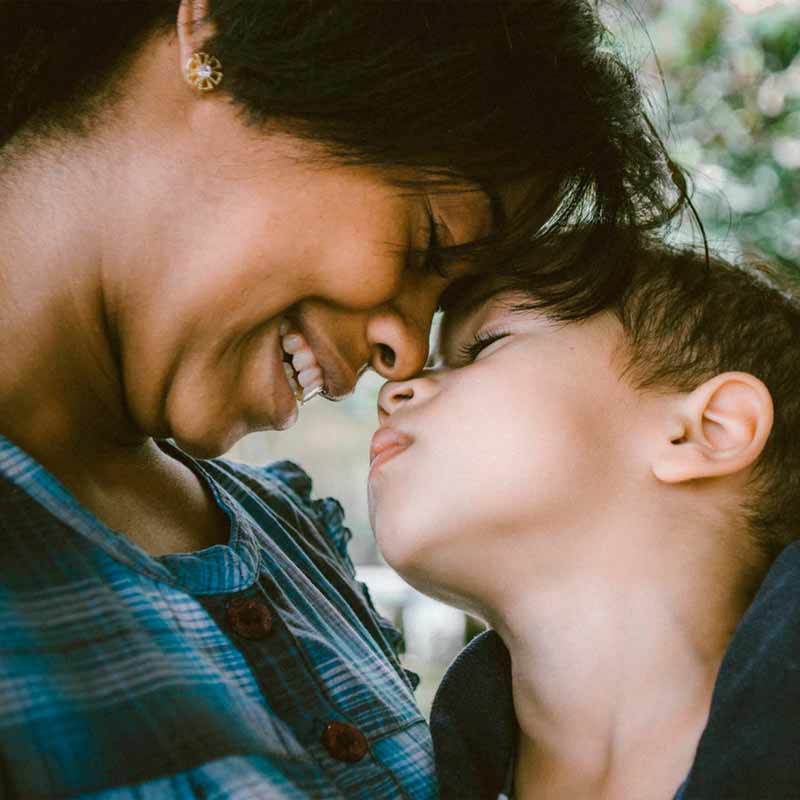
left=282, top=362, right=301, bottom=396
left=279, top=319, right=324, bottom=404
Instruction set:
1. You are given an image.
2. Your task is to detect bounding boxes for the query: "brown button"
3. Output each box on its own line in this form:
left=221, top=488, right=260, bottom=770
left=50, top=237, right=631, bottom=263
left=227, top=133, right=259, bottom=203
left=321, top=721, right=368, bottom=763
left=225, top=597, right=273, bottom=640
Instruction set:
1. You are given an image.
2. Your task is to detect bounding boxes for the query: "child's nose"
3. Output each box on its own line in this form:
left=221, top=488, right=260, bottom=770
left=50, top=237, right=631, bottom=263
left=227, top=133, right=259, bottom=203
left=377, top=379, right=416, bottom=423
left=376, top=369, right=442, bottom=423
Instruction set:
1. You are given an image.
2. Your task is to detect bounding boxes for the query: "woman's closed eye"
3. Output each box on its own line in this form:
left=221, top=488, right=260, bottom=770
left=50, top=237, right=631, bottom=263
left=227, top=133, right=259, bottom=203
left=421, top=217, right=450, bottom=278
left=454, top=328, right=512, bottom=365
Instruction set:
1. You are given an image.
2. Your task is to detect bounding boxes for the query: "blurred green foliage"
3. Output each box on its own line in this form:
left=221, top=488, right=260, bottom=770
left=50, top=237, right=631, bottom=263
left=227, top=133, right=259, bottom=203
left=620, top=0, right=800, bottom=271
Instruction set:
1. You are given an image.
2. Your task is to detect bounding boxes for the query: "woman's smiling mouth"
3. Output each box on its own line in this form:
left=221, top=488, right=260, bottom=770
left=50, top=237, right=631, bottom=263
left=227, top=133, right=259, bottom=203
left=281, top=309, right=362, bottom=402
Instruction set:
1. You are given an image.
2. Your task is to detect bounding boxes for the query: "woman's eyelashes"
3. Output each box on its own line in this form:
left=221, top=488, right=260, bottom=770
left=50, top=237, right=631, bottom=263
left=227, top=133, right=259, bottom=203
left=454, top=328, right=511, bottom=365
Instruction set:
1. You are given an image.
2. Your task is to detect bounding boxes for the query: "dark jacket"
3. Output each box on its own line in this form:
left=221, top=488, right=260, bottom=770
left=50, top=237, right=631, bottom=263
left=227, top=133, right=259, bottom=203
left=430, top=540, right=800, bottom=800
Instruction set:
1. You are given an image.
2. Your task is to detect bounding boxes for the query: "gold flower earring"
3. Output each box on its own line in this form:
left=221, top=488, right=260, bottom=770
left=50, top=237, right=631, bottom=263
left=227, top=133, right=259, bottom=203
left=185, top=52, right=223, bottom=92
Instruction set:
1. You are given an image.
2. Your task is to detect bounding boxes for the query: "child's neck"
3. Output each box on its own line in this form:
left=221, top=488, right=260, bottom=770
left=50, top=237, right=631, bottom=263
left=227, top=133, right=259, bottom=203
left=485, top=519, right=756, bottom=800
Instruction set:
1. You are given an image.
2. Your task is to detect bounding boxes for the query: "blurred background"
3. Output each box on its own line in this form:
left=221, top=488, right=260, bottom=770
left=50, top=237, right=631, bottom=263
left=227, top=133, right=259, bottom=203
left=228, top=0, right=800, bottom=717
left=617, top=0, right=800, bottom=268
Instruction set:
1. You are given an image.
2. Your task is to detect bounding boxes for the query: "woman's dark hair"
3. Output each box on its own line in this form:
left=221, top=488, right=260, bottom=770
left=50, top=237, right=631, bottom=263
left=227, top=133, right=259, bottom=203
left=0, top=1, right=685, bottom=298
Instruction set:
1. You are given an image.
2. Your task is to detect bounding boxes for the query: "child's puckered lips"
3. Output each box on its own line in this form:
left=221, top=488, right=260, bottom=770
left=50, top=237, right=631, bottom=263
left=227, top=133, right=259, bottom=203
left=369, top=426, right=414, bottom=474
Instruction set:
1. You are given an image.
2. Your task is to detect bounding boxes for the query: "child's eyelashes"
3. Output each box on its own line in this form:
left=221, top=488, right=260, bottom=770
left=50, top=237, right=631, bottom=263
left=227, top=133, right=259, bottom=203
left=455, top=329, right=511, bottom=364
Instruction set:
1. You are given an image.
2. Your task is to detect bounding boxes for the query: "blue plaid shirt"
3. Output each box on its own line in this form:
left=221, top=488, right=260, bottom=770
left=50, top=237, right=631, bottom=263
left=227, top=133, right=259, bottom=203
left=0, top=435, right=434, bottom=799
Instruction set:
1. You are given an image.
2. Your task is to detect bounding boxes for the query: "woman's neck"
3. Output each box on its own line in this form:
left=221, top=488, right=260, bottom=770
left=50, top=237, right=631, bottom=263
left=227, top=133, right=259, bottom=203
left=0, top=130, right=149, bottom=473
left=0, top=33, right=192, bottom=472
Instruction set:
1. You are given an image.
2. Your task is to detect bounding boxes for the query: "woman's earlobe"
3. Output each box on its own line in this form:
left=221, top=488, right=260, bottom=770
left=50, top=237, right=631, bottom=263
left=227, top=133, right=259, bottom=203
left=652, top=372, right=774, bottom=485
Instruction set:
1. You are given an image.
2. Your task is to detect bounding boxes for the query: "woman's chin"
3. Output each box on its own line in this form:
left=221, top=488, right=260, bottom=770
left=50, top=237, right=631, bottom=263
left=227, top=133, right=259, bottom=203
left=171, top=435, right=230, bottom=460
left=169, top=418, right=249, bottom=460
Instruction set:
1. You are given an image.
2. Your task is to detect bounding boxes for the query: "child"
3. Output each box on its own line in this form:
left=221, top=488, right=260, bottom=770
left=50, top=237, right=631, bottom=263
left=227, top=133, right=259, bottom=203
left=367, top=237, right=800, bottom=800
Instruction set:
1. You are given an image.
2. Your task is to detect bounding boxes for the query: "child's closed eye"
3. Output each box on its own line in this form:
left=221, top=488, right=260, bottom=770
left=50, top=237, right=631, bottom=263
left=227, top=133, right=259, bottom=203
left=455, top=329, right=512, bottom=365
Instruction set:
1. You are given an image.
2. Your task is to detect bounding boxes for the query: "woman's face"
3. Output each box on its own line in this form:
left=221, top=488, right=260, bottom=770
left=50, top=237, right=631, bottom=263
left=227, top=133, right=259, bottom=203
left=107, top=102, right=493, bottom=457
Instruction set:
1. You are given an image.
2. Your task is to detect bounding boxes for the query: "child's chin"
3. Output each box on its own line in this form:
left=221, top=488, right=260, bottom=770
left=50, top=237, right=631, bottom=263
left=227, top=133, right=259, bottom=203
left=376, top=526, right=429, bottom=577
left=377, top=530, right=451, bottom=597
left=375, top=537, right=416, bottom=577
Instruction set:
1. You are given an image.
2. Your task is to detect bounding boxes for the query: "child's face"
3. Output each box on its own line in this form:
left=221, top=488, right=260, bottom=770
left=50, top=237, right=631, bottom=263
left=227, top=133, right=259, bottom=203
left=368, top=289, right=645, bottom=605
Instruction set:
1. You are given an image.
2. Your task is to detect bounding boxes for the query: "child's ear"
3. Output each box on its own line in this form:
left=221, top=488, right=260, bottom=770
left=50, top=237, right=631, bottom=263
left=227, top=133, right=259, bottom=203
left=652, top=372, right=774, bottom=484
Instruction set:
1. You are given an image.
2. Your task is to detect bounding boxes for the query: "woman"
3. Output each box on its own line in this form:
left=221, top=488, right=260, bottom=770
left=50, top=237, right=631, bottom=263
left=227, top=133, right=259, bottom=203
left=0, top=1, right=677, bottom=797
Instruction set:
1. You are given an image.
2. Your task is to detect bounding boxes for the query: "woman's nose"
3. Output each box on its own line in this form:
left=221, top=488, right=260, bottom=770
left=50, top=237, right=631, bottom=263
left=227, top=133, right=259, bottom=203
left=367, top=311, right=428, bottom=381
left=366, top=276, right=443, bottom=380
